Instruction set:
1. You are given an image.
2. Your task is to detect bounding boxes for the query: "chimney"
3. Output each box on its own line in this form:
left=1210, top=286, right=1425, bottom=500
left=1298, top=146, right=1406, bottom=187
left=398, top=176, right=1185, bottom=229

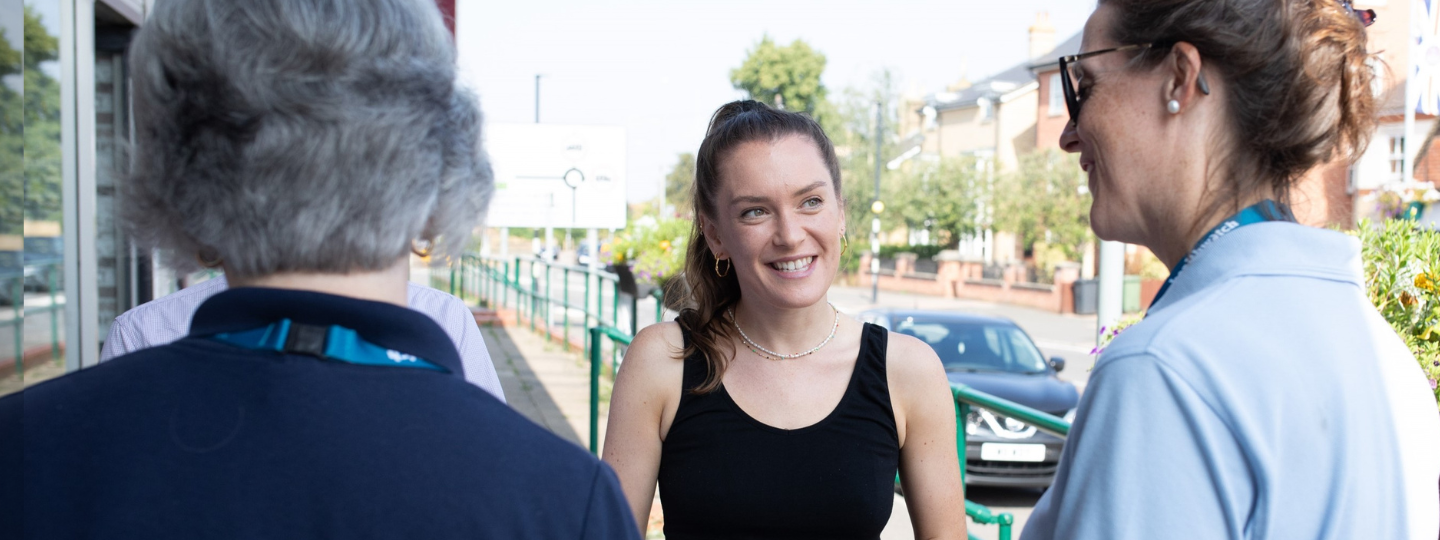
left=1029, top=11, right=1056, bottom=60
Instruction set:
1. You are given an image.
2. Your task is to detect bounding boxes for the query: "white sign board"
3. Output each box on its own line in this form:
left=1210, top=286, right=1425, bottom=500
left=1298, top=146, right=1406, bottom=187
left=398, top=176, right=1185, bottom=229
left=484, top=123, right=626, bottom=230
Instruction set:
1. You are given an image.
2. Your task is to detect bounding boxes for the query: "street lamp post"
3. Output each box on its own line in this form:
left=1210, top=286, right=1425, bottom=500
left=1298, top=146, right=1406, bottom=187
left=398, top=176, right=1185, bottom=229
left=534, top=74, right=544, bottom=124
left=871, top=100, right=884, bottom=304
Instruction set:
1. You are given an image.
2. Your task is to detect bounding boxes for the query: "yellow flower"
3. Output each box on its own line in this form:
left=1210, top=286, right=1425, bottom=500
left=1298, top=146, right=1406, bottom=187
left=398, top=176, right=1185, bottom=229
left=659, top=240, right=671, bottom=252
left=1417, top=273, right=1437, bottom=292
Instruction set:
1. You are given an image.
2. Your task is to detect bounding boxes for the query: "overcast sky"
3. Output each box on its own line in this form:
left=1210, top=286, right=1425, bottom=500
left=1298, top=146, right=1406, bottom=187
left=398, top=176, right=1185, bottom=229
left=458, top=0, right=1095, bottom=204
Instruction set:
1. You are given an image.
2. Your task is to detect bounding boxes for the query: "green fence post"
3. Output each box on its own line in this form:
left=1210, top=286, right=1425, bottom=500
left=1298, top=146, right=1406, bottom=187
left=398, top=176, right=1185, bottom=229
left=653, top=288, right=664, bottom=324
left=48, top=267, right=59, bottom=359
left=611, top=280, right=621, bottom=367
left=998, top=513, right=1013, bottom=540
left=530, top=261, right=538, bottom=332
left=448, top=264, right=456, bottom=296
left=544, top=263, right=553, bottom=342
left=957, top=401, right=969, bottom=486
left=588, top=327, right=602, bottom=455
left=563, top=268, right=570, bottom=350
left=12, top=278, right=22, bottom=382
left=583, top=270, right=592, bottom=359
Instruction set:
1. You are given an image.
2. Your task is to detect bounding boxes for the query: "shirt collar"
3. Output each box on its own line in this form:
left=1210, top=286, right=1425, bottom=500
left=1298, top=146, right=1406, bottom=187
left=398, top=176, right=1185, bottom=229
left=1147, top=222, right=1364, bottom=315
left=188, top=287, right=465, bottom=377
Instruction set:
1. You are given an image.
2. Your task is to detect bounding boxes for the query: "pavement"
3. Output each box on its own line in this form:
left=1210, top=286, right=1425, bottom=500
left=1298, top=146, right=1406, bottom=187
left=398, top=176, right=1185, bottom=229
left=484, top=283, right=1093, bottom=540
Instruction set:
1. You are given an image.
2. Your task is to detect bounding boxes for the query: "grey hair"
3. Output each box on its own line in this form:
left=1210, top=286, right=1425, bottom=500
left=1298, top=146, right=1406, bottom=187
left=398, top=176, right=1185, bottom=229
left=124, top=0, right=492, bottom=278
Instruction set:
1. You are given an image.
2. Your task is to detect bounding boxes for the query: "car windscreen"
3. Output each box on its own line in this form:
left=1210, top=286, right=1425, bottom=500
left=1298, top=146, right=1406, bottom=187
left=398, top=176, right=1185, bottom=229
left=891, top=317, right=1048, bottom=374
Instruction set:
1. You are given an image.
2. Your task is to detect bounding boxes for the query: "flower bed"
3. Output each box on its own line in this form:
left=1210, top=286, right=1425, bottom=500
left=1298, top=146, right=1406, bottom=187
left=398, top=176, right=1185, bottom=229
left=1354, top=218, right=1440, bottom=409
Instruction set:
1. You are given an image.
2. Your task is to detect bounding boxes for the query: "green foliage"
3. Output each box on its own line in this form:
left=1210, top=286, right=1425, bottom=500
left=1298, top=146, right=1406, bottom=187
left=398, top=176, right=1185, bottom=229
left=992, top=150, right=1092, bottom=261
left=664, top=153, right=695, bottom=218
left=877, top=244, right=944, bottom=260
left=885, top=156, right=988, bottom=247
left=23, top=5, right=63, bottom=226
left=830, top=72, right=902, bottom=272
left=730, top=35, right=828, bottom=117
left=610, top=217, right=693, bottom=289
left=1354, top=218, right=1440, bottom=408
left=0, top=26, right=22, bottom=236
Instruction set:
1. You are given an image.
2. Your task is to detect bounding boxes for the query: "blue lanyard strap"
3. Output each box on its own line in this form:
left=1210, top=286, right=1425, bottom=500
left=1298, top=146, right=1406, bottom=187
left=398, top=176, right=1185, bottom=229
left=209, top=319, right=447, bottom=373
left=1148, top=200, right=1293, bottom=311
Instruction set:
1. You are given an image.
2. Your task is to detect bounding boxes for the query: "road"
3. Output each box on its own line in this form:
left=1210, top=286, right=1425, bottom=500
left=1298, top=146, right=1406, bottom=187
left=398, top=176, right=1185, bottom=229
left=826, top=285, right=1099, bottom=391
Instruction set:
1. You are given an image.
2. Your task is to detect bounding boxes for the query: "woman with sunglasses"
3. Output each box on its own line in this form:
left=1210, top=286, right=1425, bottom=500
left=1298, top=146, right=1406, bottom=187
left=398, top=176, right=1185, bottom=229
left=1025, top=1, right=1440, bottom=538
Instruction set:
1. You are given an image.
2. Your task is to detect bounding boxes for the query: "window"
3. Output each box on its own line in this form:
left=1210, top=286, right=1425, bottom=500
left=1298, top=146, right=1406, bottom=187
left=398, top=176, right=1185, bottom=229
left=1390, top=136, right=1406, bottom=180
left=978, top=98, right=994, bottom=122
left=1048, top=73, right=1065, bottom=117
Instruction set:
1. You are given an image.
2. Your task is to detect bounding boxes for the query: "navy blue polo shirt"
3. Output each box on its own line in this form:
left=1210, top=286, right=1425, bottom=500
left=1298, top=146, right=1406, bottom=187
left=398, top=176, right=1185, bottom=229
left=0, top=288, right=639, bottom=540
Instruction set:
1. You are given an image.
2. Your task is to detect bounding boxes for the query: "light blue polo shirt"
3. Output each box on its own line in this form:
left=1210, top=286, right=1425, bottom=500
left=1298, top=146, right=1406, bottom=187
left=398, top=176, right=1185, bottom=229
left=1022, top=222, right=1440, bottom=540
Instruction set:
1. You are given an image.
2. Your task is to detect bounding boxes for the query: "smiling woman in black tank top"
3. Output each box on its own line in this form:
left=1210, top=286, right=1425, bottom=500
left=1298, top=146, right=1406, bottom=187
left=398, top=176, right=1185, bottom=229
left=602, top=101, right=966, bottom=539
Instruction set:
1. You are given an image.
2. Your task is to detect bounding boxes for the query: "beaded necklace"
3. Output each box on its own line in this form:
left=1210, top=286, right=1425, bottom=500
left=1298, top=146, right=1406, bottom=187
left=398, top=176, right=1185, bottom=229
left=730, top=303, right=840, bottom=361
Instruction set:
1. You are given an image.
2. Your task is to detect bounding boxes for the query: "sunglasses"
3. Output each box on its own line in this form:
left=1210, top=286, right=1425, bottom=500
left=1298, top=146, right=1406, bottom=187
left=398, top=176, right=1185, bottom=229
left=1058, top=2, right=1376, bottom=123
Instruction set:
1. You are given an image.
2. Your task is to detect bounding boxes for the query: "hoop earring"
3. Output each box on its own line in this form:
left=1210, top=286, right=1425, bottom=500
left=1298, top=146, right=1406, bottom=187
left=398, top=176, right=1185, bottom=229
left=841, top=234, right=849, bottom=257
left=412, top=238, right=434, bottom=258
left=196, top=250, right=223, bottom=269
left=714, top=257, right=730, bottom=277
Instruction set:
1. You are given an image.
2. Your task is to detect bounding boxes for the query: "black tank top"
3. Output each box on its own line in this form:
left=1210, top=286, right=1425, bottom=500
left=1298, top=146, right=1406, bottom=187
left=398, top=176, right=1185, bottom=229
left=657, top=323, right=900, bottom=540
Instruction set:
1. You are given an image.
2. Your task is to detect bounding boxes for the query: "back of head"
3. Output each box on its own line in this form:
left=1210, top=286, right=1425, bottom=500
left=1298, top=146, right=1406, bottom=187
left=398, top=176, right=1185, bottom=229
left=678, top=100, right=841, bottom=393
left=1103, top=0, right=1376, bottom=206
left=125, top=0, right=491, bottom=279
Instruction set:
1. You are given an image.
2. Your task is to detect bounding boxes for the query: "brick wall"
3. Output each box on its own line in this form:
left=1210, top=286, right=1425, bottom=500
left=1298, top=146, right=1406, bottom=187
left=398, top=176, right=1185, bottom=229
left=859, top=253, right=1080, bottom=313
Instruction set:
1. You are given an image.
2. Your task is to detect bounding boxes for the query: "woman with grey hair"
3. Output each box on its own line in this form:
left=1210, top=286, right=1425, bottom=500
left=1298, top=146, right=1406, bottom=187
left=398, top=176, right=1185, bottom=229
left=0, top=1, right=638, bottom=538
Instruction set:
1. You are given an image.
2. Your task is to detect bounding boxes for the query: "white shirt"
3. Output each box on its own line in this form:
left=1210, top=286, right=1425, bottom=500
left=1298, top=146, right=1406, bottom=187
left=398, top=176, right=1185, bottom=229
left=99, top=275, right=505, bottom=402
left=1024, top=222, right=1440, bottom=540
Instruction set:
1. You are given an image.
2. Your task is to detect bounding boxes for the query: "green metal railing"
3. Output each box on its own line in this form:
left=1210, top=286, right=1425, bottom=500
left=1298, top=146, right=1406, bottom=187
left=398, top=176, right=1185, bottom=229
left=585, top=323, right=1073, bottom=540
left=436, top=254, right=670, bottom=363
left=2, top=259, right=66, bottom=384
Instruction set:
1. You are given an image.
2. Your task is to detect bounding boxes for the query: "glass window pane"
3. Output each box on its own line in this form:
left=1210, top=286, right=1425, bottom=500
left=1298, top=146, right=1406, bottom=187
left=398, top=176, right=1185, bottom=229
left=3, top=0, right=66, bottom=396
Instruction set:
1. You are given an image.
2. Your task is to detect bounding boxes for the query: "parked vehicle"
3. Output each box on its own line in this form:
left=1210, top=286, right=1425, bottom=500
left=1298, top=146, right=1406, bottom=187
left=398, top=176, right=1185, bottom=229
left=860, top=309, right=1079, bottom=488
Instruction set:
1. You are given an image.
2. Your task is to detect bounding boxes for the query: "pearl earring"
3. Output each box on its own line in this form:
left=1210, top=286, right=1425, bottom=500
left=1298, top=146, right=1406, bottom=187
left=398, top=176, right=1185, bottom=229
left=1166, top=100, right=1181, bottom=114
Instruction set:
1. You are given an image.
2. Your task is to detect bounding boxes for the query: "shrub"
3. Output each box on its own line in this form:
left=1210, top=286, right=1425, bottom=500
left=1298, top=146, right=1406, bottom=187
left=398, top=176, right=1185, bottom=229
left=610, top=217, right=692, bottom=289
left=1354, top=217, right=1440, bottom=409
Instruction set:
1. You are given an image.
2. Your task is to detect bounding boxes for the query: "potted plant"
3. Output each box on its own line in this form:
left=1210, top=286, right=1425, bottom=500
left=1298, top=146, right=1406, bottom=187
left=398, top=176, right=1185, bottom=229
left=610, top=217, right=692, bottom=300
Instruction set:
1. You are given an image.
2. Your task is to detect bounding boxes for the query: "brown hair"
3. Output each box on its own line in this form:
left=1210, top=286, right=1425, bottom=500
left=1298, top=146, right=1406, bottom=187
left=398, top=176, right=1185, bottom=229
left=676, top=100, right=842, bottom=394
left=1102, top=0, right=1377, bottom=220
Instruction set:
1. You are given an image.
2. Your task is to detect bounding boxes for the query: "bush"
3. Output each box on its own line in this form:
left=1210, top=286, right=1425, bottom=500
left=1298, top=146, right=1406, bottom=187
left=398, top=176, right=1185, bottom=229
left=877, top=244, right=944, bottom=260
left=610, top=217, right=692, bottom=289
left=1354, top=218, right=1440, bottom=409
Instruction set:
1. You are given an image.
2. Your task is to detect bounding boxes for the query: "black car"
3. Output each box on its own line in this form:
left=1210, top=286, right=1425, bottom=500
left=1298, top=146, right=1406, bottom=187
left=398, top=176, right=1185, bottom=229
left=860, top=309, right=1078, bottom=488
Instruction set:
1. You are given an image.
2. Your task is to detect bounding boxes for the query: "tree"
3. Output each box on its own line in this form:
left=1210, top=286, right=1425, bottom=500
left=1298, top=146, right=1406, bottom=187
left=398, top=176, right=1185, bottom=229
left=0, top=25, right=22, bottom=237
left=664, top=152, right=695, bottom=218
left=730, top=36, right=828, bottom=117
left=886, top=157, right=989, bottom=248
left=991, top=150, right=1093, bottom=262
left=23, top=5, right=63, bottom=225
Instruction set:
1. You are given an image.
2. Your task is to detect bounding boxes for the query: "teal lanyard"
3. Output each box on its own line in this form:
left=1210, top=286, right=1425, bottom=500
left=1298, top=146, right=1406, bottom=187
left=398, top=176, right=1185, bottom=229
left=209, top=319, right=446, bottom=372
left=1148, top=200, right=1293, bottom=311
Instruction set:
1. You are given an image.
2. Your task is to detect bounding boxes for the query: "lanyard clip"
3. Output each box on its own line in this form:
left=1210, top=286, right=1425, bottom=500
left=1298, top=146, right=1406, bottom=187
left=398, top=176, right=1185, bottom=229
left=283, top=322, right=329, bottom=358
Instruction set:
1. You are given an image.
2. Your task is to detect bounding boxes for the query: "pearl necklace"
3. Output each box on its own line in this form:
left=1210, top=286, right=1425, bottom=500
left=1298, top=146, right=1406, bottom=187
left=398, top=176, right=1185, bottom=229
left=730, top=303, right=840, bottom=361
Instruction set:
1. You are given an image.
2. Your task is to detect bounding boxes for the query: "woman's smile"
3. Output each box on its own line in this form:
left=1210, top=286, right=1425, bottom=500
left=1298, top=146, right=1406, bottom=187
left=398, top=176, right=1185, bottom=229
left=767, top=255, right=816, bottom=278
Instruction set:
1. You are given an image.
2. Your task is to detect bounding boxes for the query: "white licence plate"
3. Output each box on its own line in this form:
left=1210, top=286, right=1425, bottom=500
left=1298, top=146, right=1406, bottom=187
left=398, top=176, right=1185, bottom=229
left=980, top=443, right=1046, bottom=462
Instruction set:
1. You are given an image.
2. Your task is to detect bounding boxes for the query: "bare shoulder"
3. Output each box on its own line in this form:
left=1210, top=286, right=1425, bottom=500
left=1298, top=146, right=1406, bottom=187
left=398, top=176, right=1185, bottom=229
left=615, top=321, right=687, bottom=393
left=627, top=321, right=686, bottom=366
left=884, top=331, right=947, bottom=388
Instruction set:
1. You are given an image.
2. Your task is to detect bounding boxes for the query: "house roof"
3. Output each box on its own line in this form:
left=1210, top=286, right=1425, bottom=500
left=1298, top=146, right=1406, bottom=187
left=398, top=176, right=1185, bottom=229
left=921, top=32, right=1082, bottom=113
left=925, top=62, right=1038, bottom=112
left=1029, top=32, right=1083, bottom=73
